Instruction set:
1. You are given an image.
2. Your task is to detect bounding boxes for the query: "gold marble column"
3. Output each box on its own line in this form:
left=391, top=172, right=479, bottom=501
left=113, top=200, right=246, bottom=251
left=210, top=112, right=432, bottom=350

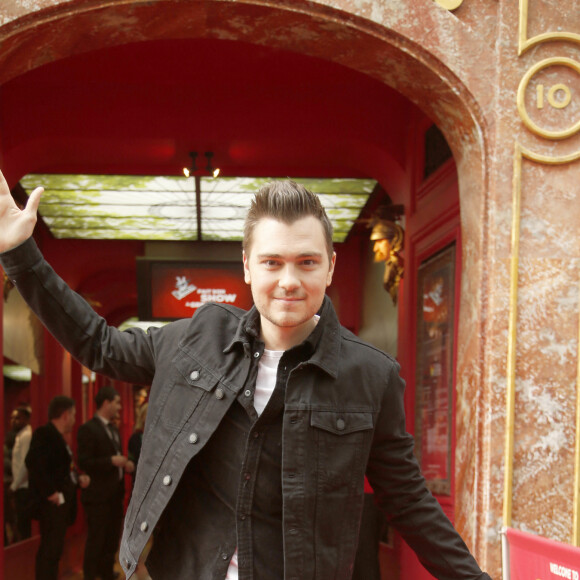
left=504, top=0, right=580, bottom=551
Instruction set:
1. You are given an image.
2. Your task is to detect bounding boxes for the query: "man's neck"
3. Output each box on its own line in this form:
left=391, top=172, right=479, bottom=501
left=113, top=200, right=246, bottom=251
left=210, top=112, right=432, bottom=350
left=96, top=410, right=109, bottom=422
left=260, top=316, right=317, bottom=351
left=51, top=419, right=66, bottom=435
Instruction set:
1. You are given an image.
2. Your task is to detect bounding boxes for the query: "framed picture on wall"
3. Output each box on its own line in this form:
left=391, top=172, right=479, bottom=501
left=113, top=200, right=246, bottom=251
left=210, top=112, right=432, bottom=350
left=414, top=244, right=456, bottom=496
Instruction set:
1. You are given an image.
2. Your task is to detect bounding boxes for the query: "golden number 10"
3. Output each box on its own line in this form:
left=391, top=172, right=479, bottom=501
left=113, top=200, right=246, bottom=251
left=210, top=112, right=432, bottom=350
left=536, top=84, right=572, bottom=109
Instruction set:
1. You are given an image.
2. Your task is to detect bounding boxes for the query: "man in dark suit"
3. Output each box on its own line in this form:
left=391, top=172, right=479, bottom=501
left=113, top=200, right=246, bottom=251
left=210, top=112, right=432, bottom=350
left=26, top=396, right=90, bottom=580
left=78, top=385, right=134, bottom=580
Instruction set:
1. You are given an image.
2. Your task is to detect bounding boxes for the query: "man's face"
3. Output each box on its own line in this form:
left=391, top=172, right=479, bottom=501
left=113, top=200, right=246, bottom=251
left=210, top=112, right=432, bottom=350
left=64, top=406, right=76, bottom=434
left=104, top=395, right=122, bottom=421
left=10, top=410, right=22, bottom=431
left=373, top=238, right=392, bottom=263
left=243, top=216, right=335, bottom=347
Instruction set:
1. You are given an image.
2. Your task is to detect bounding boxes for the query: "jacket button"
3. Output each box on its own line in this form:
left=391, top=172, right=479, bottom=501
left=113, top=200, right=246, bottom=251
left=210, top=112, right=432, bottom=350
left=215, top=387, right=224, bottom=399
left=189, top=433, right=199, bottom=444
left=140, top=521, right=148, bottom=532
left=163, top=475, right=172, bottom=486
left=336, top=418, right=346, bottom=431
left=253, top=352, right=260, bottom=358
left=244, top=389, right=252, bottom=397
left=189, top=370, right=200, bottom=381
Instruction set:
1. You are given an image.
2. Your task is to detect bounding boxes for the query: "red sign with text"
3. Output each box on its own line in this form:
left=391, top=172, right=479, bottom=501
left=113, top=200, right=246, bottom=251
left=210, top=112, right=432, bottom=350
left=505, top=528, right=580, bottom=580
left=148, top=262, right=253, bottom=320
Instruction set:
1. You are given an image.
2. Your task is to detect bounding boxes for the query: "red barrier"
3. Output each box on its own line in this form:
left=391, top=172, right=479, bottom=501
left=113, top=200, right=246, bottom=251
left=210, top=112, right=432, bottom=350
left=503, top=527, right=580, bottom=580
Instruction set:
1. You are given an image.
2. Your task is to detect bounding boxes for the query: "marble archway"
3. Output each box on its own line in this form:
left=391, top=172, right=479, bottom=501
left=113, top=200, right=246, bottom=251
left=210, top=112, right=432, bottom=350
left=0, top=0, right=496, bottom=569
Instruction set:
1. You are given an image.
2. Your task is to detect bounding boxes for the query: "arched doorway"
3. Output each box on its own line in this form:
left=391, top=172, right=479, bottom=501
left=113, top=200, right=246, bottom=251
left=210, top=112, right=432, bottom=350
left=0, top=0, right=496, bottom=576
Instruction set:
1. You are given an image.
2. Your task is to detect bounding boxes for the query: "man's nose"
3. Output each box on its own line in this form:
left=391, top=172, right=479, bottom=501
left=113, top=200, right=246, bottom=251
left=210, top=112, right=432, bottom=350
left=278, top=265, right=300, bottom=290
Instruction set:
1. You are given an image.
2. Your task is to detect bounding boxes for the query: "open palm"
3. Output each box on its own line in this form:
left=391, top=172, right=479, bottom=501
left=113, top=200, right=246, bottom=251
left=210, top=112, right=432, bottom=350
left=0, top=169, right=43, bottom=253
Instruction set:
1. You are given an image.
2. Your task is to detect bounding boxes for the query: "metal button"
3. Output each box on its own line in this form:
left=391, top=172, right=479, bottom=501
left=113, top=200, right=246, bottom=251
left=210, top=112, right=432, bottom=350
left=215, top=387, right=224, bottom=399
left=244, top=389, right=252, bottom=397
left=336, top=418, right=346, bottom=431
left=221, top=553, right=229, bottom=560
left=189, top=433, right=199, bottom=444
left=140, top=521, right=148, bottom=532
left=189, top=370, right=200, bottom=381
left=253, top=352, right=260, bottom=358
left=163, top=475, right=172, bottom=486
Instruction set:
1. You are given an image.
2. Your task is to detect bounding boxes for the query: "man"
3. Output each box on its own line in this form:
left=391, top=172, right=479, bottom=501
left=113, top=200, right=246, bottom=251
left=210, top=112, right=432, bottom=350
left=9, top=405, right=32, bottom=540
left=25, top=396, right=90, bottom=580
left=0, top=170, right=492, bottom=579
left=78, top=385, right=134, bottom=580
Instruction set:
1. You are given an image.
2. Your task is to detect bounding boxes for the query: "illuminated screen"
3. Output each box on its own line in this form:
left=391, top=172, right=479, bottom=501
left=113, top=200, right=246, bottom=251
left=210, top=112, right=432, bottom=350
left=137, top=259, right=253, bottom=321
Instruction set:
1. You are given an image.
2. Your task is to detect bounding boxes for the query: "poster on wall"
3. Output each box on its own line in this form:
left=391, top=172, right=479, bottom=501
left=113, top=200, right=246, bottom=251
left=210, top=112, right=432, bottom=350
left=137, top=259, right=254, bottom=321
left=414, top=244, right=456, bottom=496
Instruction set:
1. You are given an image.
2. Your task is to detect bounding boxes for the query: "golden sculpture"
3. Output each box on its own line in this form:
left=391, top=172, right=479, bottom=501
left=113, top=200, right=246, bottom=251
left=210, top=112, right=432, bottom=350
left=370, top=219, right=405, bottom=305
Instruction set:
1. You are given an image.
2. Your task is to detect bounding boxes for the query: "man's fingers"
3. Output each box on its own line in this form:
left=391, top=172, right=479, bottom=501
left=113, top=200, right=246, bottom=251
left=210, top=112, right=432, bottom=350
left=0, top=169, right=9, bottom=194
left=25, top=187, right=44, bottom=215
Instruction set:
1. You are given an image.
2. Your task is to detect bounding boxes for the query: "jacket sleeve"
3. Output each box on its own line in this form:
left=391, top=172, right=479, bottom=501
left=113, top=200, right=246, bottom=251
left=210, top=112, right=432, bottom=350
left=0, top=237, right=156, bottom=385
left=365, top=361, right=492, bottom=580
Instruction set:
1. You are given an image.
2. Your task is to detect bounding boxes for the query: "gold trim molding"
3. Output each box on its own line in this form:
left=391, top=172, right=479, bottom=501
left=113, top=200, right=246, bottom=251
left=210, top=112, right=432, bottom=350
left=519, top=0, right=580, bottom=55
left=506, top=143, right=580, bottom=546
left=517, top=57, right=580, bottom=141
left=575, top=275, right=580, bottom=546
left=433, top=0, right=463, bottom=10
left=504, top=144, right=523, bottom=529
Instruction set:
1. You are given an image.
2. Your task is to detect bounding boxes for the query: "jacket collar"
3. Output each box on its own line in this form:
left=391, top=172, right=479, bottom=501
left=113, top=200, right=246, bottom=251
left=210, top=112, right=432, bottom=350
left=224, top=295, right=341, bottom=379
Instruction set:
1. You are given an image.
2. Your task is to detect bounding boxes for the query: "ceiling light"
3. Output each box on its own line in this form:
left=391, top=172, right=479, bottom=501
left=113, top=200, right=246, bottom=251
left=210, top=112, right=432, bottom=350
left=184, top=151, right=198, bottom=178
left=205, top=152, right=220, bottom=179
left=3, top=365, right=32, bottom=381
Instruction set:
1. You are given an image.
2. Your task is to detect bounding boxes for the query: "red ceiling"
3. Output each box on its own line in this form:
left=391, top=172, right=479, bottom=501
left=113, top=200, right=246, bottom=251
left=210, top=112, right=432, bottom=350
left=1, top=37, right=420, bottom=186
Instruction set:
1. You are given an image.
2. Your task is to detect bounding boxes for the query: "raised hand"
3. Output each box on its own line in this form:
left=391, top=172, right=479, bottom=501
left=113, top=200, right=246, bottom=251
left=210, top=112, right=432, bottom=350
left=0, top=169, right=43, bottom=253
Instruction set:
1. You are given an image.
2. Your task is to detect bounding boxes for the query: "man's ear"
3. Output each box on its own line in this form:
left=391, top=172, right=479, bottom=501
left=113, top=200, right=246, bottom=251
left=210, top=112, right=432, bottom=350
left=243, top=251, right=251, bottom=284
left=326, top=252, right=336, bottom=287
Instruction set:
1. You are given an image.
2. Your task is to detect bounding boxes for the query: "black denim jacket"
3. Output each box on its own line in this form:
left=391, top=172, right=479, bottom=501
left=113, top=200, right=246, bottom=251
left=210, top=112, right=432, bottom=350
left=1, top=238, right=491, bottom=580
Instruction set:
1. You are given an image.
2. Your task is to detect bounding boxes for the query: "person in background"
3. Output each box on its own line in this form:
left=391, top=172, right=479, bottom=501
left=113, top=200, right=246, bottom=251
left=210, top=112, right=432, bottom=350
left=77, top=385, right=134, bottom=580
left=26, top=395, right=90, bottom=580
left=9, top=405, right=33, bottom=541
left=134, top=387, right=148, bottom=418
left=3, top=421, right=17, bottom=544
left=128, top=402, right=148, bottom=489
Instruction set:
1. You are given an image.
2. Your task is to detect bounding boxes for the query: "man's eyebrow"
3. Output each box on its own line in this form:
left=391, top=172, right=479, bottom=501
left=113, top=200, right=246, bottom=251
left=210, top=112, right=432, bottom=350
left=255, top=251, right=324, bottom=259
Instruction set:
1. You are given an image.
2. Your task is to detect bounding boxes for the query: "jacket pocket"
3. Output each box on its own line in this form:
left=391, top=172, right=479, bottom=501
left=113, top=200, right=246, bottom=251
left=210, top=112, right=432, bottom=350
left=156, top=350, right=220, bottom=429
left=310, top=411, right=373, bottom=435
left=309, top=411, right=373, bottom=493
